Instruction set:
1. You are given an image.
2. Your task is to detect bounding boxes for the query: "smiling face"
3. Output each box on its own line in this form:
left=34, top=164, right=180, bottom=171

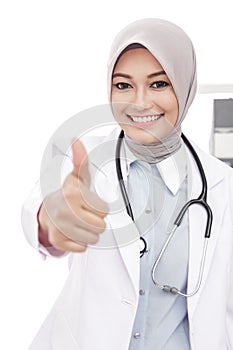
left=111, top=48, right=179, bottom=143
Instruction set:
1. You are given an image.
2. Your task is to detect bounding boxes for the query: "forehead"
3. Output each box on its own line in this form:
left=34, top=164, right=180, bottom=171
left=113, top=48, right=164, bottom=74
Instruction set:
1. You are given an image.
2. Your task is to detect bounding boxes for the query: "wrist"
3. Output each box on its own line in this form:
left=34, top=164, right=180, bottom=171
left=37, top=204, right=52, bottom=248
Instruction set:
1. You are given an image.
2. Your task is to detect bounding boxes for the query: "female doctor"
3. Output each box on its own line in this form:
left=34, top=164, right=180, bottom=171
left=22, top=18, right=233, bottom=349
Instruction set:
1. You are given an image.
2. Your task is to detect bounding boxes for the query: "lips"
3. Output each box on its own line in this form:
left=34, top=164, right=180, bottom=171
left=127, top=114, right=164, bottom=123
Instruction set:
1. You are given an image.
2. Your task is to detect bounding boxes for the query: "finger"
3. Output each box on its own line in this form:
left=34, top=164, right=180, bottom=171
left=61, top=241, right=87, bottom=252
left=54, top=238, right=87, bottom=253
left=49, top=228, right=88, bottom=252
left=74, top=210, right=106, bottom=233
left=61, top=182, right=108, bottom=222
left=78, top=185, right=109, bottom=218
left=54, top=199, right=106, bottom=234
left=71, top=139, right=90, bottom=188
left=50, top=226, right=101, bottom=250
left=58, top=225, right=101, bottom=245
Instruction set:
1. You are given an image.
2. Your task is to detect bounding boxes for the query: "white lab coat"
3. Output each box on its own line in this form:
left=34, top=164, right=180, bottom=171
left=22, top=127, right=233, bottom=350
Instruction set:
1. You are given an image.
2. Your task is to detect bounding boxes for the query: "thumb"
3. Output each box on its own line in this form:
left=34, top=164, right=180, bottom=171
left=71, top=139, right=90, bottom=187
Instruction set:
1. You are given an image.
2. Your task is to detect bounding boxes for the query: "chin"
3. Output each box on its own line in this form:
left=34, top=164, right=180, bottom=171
left=118, top=118, right=174, bottom=144
left=124, top=127, right=160, bottom=144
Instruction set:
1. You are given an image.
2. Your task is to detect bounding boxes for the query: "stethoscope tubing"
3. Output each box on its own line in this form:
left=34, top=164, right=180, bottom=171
left=115, top=130, right=213, bottom=297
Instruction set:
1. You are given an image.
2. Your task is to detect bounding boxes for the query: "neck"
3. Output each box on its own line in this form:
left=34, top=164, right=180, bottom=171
left=124, top=129, right=182, bottom=163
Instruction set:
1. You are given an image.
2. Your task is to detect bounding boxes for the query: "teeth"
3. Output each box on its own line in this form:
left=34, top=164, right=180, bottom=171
left=130, top=115, right=163, bottom=123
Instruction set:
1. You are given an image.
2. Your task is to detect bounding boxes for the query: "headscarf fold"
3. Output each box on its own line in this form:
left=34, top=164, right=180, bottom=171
left=107, top=18, right=197, bottom=163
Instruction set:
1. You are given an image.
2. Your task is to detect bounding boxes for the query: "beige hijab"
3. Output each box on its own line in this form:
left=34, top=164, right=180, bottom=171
left=107, top=18, right=197, bottom=162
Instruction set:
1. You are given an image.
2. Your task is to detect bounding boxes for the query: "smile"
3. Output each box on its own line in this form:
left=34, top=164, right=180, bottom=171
left=127, top=114, right=164, bottom=123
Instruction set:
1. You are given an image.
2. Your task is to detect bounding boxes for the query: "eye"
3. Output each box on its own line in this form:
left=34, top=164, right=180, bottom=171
left=151, top=81, right=169, bottom=89
left=114, top=82, right=132, bottom=90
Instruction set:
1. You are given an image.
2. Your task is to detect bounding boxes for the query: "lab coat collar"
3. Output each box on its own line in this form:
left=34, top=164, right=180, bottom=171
left=122, top=136, right=187, bottom=196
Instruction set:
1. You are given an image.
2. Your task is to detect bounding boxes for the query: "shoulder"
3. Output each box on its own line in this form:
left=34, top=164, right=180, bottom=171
left=187, top=138, right=233, bottom=178
left=187, top=139, right=233, bottom=224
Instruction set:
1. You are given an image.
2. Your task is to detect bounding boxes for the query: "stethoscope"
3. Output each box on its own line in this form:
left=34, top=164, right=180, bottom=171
left=115, top=130, right=213, bottom=297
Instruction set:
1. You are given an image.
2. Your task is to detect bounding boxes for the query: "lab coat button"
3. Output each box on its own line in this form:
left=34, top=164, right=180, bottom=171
left=133, top=332, right=140, bottom=339
left=145, top=208, right=151, bottom=214
left=139, top=289, right=145, bottom=295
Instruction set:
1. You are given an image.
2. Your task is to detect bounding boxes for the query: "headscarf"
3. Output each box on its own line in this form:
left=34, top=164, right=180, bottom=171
left=107, top=18, right=197, bottom=163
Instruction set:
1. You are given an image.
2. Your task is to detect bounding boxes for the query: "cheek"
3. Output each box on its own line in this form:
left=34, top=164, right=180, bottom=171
left=110, top=89, right=115, bottom=103
left=167, top=97, right=179, bottom=119
left=170, top=95, right=179, bottom=111
left=111, top=99, right=130, bottom=118
left=111, top=103, right=126, bottom=124
left=156, top=91, right=177, bottom=107
left=111, top=91, right=130, bottom=105
left=170, top=97, right=179, bottom=124
left=111, top=88, right=123, bottom=102
left=160, top=93, right=179, bottom=119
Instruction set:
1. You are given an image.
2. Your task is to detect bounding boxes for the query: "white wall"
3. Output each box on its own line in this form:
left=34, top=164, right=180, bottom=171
left=1, top=0, right=233, bottom=348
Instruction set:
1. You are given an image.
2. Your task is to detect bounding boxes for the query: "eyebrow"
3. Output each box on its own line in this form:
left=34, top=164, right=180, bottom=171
left=112, top=70, right=166, bottom=79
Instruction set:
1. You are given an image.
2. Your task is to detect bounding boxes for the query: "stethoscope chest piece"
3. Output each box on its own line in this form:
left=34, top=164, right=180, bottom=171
left=140, top=237, right=147, bottom=257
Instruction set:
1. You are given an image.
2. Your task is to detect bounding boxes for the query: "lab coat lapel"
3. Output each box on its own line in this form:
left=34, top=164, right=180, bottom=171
left=186, top=144, right=225, bottom=318
left=88, top=128, right=140, bottom=298
left=106, top=192, right=141, bottom=299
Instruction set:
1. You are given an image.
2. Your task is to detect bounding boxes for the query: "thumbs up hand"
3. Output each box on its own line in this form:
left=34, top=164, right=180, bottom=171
left=38, top=139, right=109, bottom=253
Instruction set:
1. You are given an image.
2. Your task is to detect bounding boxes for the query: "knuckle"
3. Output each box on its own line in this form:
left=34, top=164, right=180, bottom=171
left=102, top=219, right=107, bottom=230
left=102, top=202, right=109, bottom=216
left=87, top=219, right=106, bottom=234
left=98, top=219, right=107, bottom=232
left=79, top=187, right=90, bottom=204
left=96, top=199, right=109, bottom=216
left=88, top=234, right=99, bottom=245
left=63, top=186, right=80, bottom=201
left=54, top=207, right=62, bottom=221
left=76, top=245, right=87, bottom=252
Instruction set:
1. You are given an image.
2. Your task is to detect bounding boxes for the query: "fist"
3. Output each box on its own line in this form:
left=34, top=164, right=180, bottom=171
left=38, top=139, right=109, bottom=253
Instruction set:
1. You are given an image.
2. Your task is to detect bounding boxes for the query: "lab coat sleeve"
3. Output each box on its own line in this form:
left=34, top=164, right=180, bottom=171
left=230, top=173, right=233, bottom=226
left=21, top=139, right=73, bottom=259
left=227, top=248, right=233, bottom=348
left=226, top=172, right=233, bottom=348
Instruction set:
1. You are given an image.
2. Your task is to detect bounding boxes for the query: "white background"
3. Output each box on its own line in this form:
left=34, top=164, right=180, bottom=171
left=1, top=0, right=233, bottom=348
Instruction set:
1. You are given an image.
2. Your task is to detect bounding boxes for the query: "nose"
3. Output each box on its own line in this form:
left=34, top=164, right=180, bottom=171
left=131, top=88, right=154, bottom=111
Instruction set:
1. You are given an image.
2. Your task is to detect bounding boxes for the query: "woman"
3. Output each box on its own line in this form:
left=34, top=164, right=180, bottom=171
left=22, top=18, right=233, bottom=349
